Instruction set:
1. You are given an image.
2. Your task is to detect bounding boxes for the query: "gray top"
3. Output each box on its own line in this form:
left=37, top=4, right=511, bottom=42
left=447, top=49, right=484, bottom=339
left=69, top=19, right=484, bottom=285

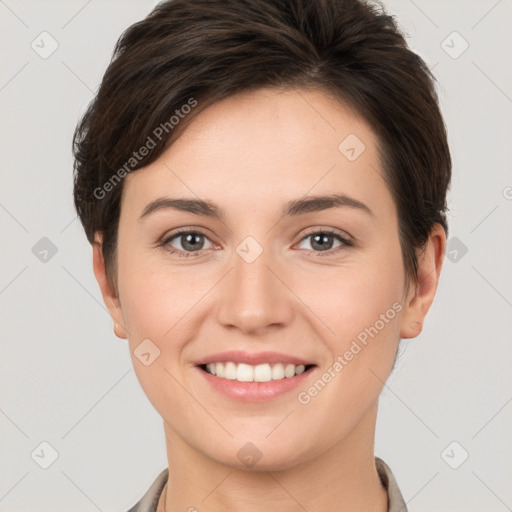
left=127, top=457, right=408, bottom=512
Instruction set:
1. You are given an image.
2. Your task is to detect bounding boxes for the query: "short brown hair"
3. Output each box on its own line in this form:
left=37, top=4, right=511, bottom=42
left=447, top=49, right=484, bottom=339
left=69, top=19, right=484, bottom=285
left=72, top=0, right=451, bottom=292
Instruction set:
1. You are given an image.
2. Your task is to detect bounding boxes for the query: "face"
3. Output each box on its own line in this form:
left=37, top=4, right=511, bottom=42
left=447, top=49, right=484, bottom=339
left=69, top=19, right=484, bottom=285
left=94, top=87, right=445, bottom=471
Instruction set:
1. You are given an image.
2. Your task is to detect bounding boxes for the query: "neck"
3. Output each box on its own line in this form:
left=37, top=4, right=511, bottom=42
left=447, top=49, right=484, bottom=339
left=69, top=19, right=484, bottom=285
left=160, top=403, right=388, bottom=512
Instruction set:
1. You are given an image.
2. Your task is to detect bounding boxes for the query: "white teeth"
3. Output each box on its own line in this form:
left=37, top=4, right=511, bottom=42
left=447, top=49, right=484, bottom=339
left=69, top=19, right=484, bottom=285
left=271, top=363, right=285, bottom=380
left=237, top=363, right=254, bottom=382
left=254, top=364, right=271, bottom=382
left=295, top=364, right=306, bottom=375
left=204, top=362, right=308, bottom=382
left=284, top=364, right=296, bottom=378
left=224, top=362, right=237, bottom=380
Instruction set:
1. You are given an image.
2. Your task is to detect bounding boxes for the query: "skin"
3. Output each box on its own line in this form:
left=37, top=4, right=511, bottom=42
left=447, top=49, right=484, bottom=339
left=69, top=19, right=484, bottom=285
left=93, top=87, right=445, bottom=512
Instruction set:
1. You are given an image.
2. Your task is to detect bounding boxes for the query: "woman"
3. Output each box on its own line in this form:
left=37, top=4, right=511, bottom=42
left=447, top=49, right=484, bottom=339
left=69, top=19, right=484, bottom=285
left=72, top=0, right=451, bottom=510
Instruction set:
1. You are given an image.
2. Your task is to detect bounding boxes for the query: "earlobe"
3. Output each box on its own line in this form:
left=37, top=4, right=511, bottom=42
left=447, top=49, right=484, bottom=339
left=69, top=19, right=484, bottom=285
left=92, top=234, right=128, bottom=339
left=113, top=322, right=127, bottom=339
left=399, top=223, right=446, bottom=339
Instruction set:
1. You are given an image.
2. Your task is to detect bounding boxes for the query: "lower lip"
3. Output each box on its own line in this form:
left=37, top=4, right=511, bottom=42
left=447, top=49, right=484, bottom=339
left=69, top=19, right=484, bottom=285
left=196, top=365, right=317, bottom=402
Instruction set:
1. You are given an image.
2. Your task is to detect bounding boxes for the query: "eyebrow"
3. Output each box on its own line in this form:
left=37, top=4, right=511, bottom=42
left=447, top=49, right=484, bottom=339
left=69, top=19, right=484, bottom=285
left=139, top=193, right=374, bottom=222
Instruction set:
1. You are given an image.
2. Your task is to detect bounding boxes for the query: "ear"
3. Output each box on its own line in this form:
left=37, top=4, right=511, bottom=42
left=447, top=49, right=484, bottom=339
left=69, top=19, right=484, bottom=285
left=400, top=223, right=446, bottom=339
left=92, top=233, right=128, bottom=339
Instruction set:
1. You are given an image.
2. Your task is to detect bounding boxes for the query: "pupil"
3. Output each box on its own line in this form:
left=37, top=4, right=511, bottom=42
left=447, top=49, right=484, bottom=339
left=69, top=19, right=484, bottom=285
left=313, top=234, right=332, bottom=251
left=184, top=233, right=202, bottom=251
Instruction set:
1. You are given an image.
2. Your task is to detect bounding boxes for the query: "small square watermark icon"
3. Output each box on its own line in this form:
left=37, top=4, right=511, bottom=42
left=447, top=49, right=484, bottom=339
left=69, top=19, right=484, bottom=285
left=32, top=237, right=58, bottom=263
left=237, top=442, right=262, bottom=468
left=31, top=441, right=59, bottom=469
left=236, top=236, right=263, bottom=264
left=446, top=237, right=468, bottom=263
left=338, top=134, right=366, bottom=162
left=441, top=441, right=469, bottom=469
left=134, top=338, right=161, bottom=366
left=31, top=31, right=59, bottom=59
left=441, top=31, right=469, bottom=59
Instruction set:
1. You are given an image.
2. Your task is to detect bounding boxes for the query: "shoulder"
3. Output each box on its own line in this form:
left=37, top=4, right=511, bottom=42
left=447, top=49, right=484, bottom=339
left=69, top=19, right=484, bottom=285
left=126, top=468, right=169, bottom=512
left=375, top=457, right=408, bottom=512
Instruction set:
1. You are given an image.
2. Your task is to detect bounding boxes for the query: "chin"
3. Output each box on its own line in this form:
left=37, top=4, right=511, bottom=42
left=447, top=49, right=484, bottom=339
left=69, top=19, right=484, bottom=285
left=207, top=436, right=311, bottom=472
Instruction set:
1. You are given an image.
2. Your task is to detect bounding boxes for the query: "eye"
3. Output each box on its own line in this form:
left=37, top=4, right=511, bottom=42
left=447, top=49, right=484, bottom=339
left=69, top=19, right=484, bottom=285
left=161, top=229, right=214, bottom=257
left=296, top=229, right=352, bottom=256
left=159, top=228, right=353, bottom=258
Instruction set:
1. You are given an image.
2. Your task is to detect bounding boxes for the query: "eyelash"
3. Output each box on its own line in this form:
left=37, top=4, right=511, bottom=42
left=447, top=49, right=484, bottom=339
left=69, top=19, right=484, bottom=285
left=159, top=228, right=353, bottom=259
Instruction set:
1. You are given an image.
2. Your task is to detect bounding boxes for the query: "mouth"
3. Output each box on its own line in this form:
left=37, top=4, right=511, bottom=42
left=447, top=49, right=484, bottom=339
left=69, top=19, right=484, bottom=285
left=196, top=362, right=318, bottom=402
left=193, top=350, right=318, bottom=401
left=199, top=361, right=316, bottom=382
left=198, top=362, right=317, bottom=382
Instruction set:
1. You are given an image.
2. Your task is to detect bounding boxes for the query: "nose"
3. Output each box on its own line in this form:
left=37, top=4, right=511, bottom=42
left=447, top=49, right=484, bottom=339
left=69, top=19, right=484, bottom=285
left=216, top=242, right=295, bottom=336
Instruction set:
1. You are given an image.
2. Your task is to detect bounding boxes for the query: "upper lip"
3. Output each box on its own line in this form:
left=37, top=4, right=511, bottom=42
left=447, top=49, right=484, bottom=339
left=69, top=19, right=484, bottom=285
left=195, top=351, right=316, bottom=366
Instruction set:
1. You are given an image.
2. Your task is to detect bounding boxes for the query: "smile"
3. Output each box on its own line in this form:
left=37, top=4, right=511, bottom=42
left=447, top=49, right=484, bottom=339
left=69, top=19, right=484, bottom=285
left=201, top=362, right=316, bottom=382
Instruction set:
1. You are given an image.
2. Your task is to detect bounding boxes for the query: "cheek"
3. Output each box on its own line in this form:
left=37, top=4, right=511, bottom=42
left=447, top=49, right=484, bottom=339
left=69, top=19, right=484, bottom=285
left=117, top=237, right=188, bottom=336
left=115, top=243, right=187, bottom=380
left=118, top=267, right=192, bottom=412
left=301, top=232, right=405, bottom=344
left=120, top=273, right=170, bottom=338
left=300, top=235, right=405, bottom=403
left=293, top=290, right=403, bottom=442
left=117, top=248, right=218, bottom=386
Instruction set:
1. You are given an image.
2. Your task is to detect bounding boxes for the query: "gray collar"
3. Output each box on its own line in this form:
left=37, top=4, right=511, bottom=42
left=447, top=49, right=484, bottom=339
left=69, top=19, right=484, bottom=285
left=127, top=457, right=408, bottom=512
left=376, top=456, right=408, bottom=512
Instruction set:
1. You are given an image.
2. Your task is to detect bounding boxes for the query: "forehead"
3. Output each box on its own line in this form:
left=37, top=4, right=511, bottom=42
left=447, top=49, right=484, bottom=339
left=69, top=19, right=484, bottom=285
left=121, top=87, right=393, bottom=221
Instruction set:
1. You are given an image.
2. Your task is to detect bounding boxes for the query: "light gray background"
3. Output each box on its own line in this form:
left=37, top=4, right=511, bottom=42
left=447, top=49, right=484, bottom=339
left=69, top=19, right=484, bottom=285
left=1, top=0, right=511, bottom=511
